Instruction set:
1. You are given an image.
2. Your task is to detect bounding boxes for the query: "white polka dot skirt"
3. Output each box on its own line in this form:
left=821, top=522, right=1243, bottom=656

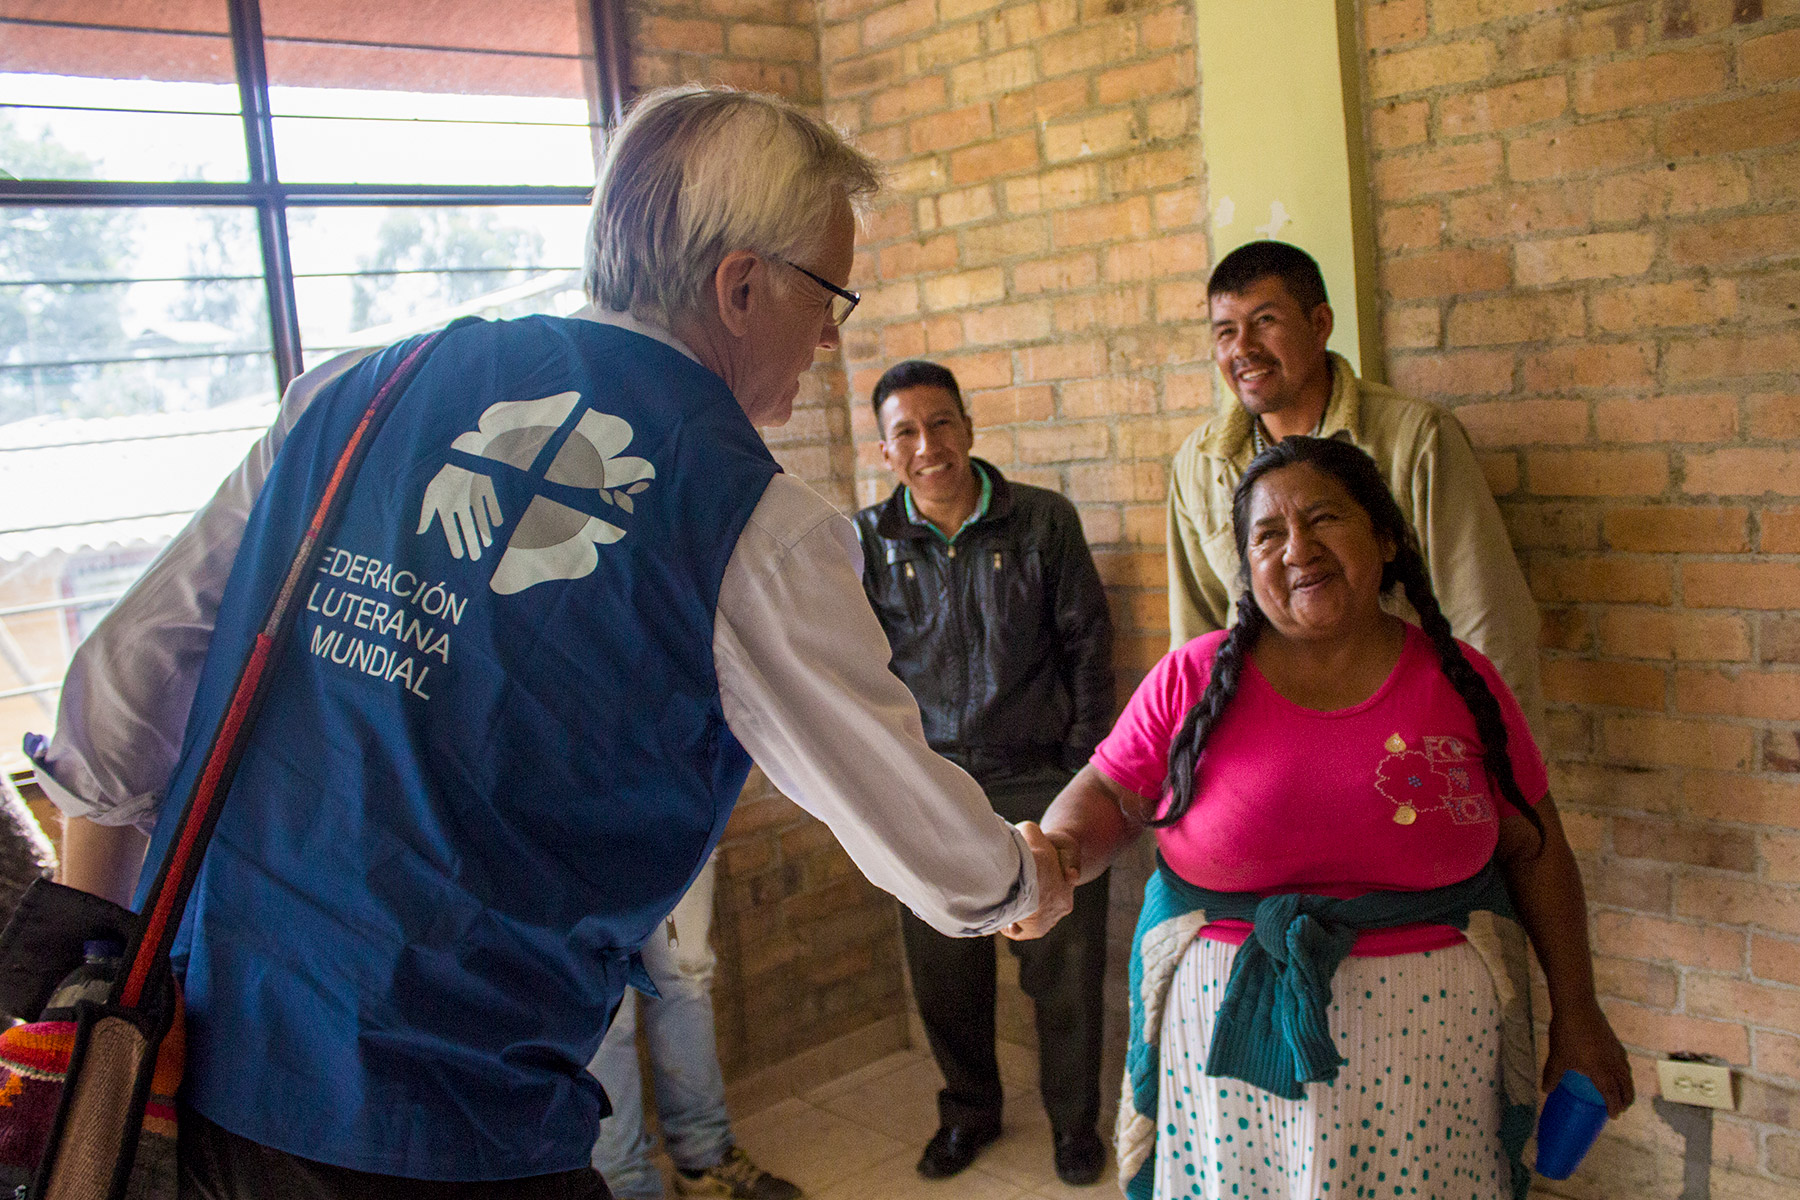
left=1154, top=937, right=1509, bottom=1200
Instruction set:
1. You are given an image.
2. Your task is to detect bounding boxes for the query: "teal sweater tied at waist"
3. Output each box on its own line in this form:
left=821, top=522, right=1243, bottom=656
left=1116, top=857, right=1539, bottom=1200
left=1173, top=859, right=1516, bottom=1100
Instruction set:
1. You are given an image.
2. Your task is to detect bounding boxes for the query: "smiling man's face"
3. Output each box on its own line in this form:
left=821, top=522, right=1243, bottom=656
left=877, top=383, right=975, bottom=509
left=1208, top=274, right=1334, bottom=428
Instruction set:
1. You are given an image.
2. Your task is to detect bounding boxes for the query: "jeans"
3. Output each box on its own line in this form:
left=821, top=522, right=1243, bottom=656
left=587, top=855, right=733, bottom=1199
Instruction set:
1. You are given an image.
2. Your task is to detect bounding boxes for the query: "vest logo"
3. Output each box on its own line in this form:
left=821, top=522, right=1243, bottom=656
left=417, top=392, right=656, bottom=595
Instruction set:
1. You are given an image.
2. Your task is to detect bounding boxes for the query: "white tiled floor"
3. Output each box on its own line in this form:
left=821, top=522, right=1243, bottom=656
left=728, top=1046, right=1117, bottom=1200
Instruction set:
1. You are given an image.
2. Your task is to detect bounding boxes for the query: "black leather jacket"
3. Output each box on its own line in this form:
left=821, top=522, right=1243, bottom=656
left=854, top=460, right=1114, bottom=783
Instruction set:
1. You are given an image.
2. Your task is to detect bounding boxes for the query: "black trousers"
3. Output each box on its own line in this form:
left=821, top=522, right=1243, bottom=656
left=179, top=1108, right=612, bottom=1200
left=900, top=764, right=1110, bottom=1135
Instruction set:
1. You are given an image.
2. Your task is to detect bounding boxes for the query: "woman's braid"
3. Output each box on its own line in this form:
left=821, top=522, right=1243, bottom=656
left=1154, top=597, right=1267, bottom=828
left=1395, top=542, right=1544, bottom=846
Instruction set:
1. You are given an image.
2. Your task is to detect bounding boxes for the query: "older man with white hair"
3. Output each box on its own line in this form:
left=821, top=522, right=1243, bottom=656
left=33, top=86, right=1074, bottom=1200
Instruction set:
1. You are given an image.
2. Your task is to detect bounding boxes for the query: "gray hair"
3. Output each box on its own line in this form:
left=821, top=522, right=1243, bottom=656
left=584, top=86, right=882, bottom=324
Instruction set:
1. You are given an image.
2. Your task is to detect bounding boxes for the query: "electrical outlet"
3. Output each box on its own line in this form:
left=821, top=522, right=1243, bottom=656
left=1656, top=1059, right=1734, bottom=1111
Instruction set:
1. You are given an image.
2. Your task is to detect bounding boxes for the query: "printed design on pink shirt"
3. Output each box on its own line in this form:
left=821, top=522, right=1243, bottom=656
left=1374, top=733, right=1495, bottom=827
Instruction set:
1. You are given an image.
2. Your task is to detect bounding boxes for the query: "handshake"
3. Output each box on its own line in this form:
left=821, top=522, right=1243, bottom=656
left=1002, top=821, right=1082, bottom=941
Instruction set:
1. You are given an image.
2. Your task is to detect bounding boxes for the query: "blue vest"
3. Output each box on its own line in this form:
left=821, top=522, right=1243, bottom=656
left=137, top=317, right=779, bottom=1179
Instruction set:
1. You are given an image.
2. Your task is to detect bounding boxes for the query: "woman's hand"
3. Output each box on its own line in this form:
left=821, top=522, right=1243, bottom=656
left=1543, top=997, right=1634, bottom=1117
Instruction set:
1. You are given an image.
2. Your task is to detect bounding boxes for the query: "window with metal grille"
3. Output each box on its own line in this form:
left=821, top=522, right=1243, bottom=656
left=0, top=0, right=627, bottom=773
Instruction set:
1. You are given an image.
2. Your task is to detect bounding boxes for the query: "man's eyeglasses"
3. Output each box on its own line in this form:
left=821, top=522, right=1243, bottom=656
left=770, top=255, right=860, bottom=326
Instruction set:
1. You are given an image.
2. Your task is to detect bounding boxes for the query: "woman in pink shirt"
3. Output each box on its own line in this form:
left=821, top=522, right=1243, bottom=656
left=1014, top=436, right=1631, bottom=1200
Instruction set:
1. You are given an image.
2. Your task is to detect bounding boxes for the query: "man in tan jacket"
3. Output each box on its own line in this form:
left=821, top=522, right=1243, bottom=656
left=1167, top=240, right=1544, bottom=732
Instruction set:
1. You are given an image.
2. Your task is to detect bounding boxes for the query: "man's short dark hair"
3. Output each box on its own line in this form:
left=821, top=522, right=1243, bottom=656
left=1207, top=241, right=1330, bottom=313
left=871, top=360, right=965, bottom=429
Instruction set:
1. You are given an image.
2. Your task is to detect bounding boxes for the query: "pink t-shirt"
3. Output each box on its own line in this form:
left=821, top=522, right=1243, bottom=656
left=1093, top=624, right=1546, bottom=956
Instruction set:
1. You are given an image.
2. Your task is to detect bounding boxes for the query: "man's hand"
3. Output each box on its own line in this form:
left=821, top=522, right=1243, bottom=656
left=1003, top=821, right=1079, bottom=940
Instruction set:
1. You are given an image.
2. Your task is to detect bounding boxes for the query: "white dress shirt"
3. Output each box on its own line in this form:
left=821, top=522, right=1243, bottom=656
left=30, top=307, right=1039, bottom=936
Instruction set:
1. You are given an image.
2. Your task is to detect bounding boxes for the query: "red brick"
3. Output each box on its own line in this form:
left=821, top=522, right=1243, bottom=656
left=1683, top=772, right=1800, bottom=827
left=1505, top=504, right=1600, bottom=550
left=1104, top=231, right=1209, bottom=282
left=1038, top=22, right=1139, bottom=78
left=1095, top=51, right=1193, bottom=105
left=1433, top=0, right=1561, bottom=28
left=1016, top=421, right=1108, bottom=463
left=727, top=22, right=816, bottom=61
left=1456, top=398, right=1588, bottom=444
left=1378, top=203, right=1442, bottom=253
left=1592, top=953, right=1680, bottom=1006
left=1110, top=326, right=1209, bottom=371
left=1592, top=161, right=1751, bottom=223
left=935, top=348, right=1013, bottom=390
left=1684, top=562, right=1800, bottom=611
left=1743, top=27, right=1800, bottom=85
left=1043, top=110, right=1140, bottom=162
left=1383, top=304, right=1441, bottom=350
left=1682, top=449, right=1800, bottom=497
left=1054, top=286, right=1149, bottom=333
left=1114, top=415, right=1199, bottom=461
left=1758, top=1031, right=1800, bottom=1081
left=1614, top=817, right=1758, bottom=871
left=1509, top=118, right=1656, bottom=182
left=1380, top=247, right=1511, bottom=300
left=1069, top=462, right=1165, bottom=504
left=1052, top=196, right=1153, bottom=248
left=1020, top=339, right=1106, bottom=382
left=1441, top=75, right=1568, bottom=136
left=642, top=15, right=726, bottom=54
left=1530, top=556, right=1674, bottom=605
left=1553, top=760, right=1679, bottom=814
left=1677, top=669, right=1800, bottom=721
left=1368, top=39, right=1497, bottom=98
left=1663, top=91, right=1800, bottom=158
left=1592, top=912, right=1744, bottom=971
left=1689, top=973, right=1800, bottom=1030
left=908, top=103, right=993, bottom=153
left=827, top=48, right=903, bottom=95
left=1479, top=451, right=1518, bottom=496
left=1771, top=834, right=1800, bottom=884
left=961, top=300, right=1053, bottom=346
left=1670, top=212, right=1800, bottom=269
left=960, top=218, right=1050, bottom=265
left=877, top=235, right=958, bottom=278
left=1522, top=343, right=1655, bottom=391
left=1447, top=293, right=1585, bottom=345
left=1575, top=46, right=1731, bottom=114
left=948, top=133, right=1039, bottom=185
left=908, top=23, right=984, bottom=72
left=1365, top=0, right=1427, bottom=48
left=1592, top=279, right=1738, bottom=333
left=1516, top=232, right=1656, bottom=285
left=1003, top=164, right=1102, bottom=213
left=1671, top=329, right=1800, bottom=386
left=1152, top=187, right=1203, bottom=232
left=1543, top=658, right=1667, bottom=709
left=948, top=48, right=1036, bottom=102
left=1765, top=508, right=1800, bottom=555
left=869, top=75, right=947, bottom=125
left=1677, top=875, right=1800, bottom=936
left=993, top=76, right=1089, bottom=132
left=1606, top=506, right=1751, bottom=553
left=1138, top=4, right=1190, bottom=53
left=1105, top=147, right=1198, bottom=194
left=1388, top=349, right=1515, bottom=397
left=1370, top=100, right=1430, bottom=150
left=861, top=0, right=937, bottom=46
left=1447, top=184, right=1588, bottom=240
left=1594, top=395, right=1737, bottom=444
left=921, top=267, right=1005, bottom=311
left=1602, top=999, right=1750, bottom=1062
left=1605, top=714, right=1754, bottom=769
left=1059, top=376, right=1157, bottom=418
left=1529, top=449, right=1667, bottom=495
left=1373, top=140, right=1504, bottom=200
left=967, top=385, right=1054, bottom=426
left=1011, top=250, right=1099, bottom=295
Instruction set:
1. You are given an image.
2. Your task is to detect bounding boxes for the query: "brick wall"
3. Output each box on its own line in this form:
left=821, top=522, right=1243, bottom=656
left=1360, top=0, right=1800, bottom=1194
left=627, top=0, right=902, bottom=1078
left=627, top=2, right=1800, bottom=1189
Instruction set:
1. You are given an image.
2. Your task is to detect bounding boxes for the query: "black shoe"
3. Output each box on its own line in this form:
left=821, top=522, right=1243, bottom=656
left=1053, top=1127, right=1105, bottom=1186
left=916, top=1123, right=1001, bottom=1179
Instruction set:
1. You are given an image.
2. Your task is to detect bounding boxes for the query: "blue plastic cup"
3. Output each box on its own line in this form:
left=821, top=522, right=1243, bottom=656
left=1534, top=1070, right=1609, bottom=1179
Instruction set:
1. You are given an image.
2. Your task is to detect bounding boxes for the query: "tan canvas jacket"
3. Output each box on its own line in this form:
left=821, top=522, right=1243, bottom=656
left=1165, top=353, right=1545, bottom=736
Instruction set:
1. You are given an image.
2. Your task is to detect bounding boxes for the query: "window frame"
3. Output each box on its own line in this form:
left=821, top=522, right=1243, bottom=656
left=0, top=0, right=629, bottom=393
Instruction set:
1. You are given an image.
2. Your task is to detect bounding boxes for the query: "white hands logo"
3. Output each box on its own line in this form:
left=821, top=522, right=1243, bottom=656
left=418, top=393, right=656, bottom=594
left=418, top=464, right=505, bottom=560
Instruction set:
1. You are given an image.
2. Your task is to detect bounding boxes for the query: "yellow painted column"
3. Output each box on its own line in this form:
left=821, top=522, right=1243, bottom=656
left=1195, top=0, right=1381, bottom=379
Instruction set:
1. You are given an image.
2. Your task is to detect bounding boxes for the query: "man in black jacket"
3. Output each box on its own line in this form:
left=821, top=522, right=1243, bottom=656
left=855, top=360, right=1115, bottom=1187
